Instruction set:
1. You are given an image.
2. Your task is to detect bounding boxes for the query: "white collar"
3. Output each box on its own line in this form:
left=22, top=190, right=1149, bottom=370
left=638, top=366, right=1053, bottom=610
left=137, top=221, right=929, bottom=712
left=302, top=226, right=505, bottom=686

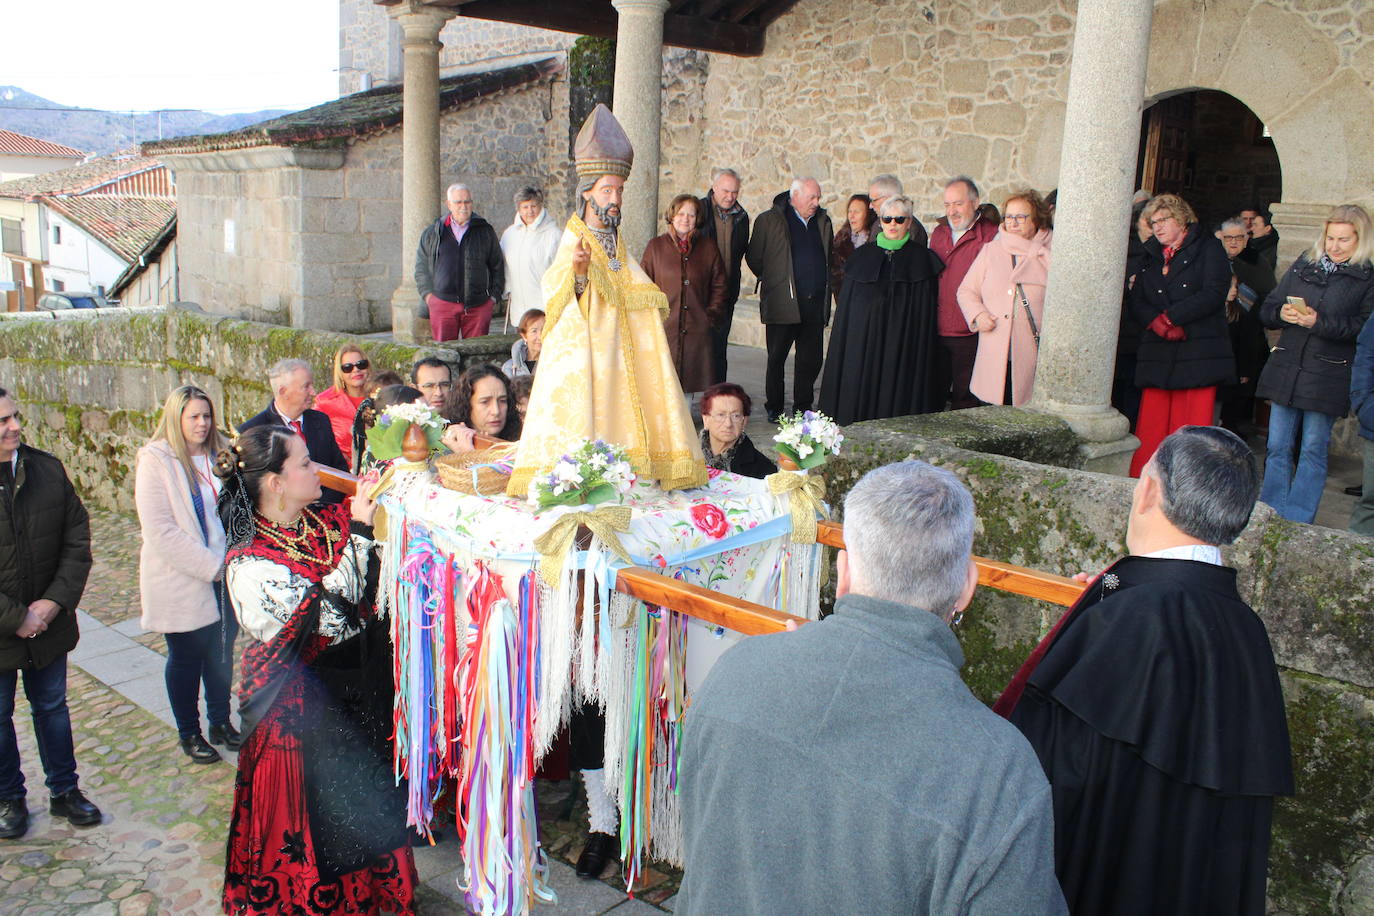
left=275, top=406, right=303, bottom=426
left=1142, top=544, right=1222, bottom=565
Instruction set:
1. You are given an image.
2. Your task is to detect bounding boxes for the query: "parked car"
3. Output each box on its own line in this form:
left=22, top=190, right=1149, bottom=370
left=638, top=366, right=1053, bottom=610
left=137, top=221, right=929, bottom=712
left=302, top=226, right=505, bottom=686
left=37, top=291, right=112, bottom=310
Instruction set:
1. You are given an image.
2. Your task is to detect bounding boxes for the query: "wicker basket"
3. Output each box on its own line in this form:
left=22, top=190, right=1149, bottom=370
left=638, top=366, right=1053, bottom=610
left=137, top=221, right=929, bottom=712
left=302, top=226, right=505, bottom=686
left=435, top=446, right=515, bottom=497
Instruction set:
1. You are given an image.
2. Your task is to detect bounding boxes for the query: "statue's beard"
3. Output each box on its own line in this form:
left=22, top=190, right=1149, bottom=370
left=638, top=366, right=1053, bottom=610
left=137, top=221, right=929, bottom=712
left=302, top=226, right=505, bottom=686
left=587, top=198, right=621, bottom=229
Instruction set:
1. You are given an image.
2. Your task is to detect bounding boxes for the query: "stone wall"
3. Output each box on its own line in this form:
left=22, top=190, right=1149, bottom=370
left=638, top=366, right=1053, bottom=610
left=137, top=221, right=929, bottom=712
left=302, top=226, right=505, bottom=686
left=167, top=71, right=565, bottom=334
left=825, top=417, right=1374, bottom=914
left=338, top=0, right=576, bottom=95
left=0, top=306, right=511, bottom=512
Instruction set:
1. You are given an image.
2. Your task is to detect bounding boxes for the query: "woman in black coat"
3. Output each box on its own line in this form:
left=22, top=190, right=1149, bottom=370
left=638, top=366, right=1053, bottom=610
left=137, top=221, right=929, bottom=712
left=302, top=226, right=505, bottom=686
left=1255, top=204, right=1374, bottom=523
left=1127, top=194, right=1235, bottom=476
left=818, top=195, right=944, bottom=425
left=698, top=383, right=777, bottom=479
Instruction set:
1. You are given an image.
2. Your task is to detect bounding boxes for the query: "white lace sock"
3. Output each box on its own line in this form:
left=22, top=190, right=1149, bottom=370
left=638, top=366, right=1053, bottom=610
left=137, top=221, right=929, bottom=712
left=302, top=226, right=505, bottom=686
left=581, top=768, right=617, bottom=835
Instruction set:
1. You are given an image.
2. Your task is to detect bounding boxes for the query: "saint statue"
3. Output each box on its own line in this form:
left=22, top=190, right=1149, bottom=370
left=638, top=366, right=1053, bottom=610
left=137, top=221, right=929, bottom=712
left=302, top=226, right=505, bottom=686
left=507, top=105, right=707, bottom=496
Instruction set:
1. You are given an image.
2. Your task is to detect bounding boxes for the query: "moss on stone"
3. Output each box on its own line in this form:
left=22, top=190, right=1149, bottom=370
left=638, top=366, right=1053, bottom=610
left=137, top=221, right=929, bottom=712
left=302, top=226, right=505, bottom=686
left=846, top=406, right=1082, bottom=469
left=1269, top=671, right=1374, bottom=912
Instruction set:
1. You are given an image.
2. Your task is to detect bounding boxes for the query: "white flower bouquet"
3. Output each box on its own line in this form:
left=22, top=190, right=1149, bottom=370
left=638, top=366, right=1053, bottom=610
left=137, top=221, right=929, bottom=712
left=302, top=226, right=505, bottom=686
left=531, top=439, right=636, bottom=509
left=365, top=401, right=446, bottom=460
left=773, top=410, right=844, bottom=470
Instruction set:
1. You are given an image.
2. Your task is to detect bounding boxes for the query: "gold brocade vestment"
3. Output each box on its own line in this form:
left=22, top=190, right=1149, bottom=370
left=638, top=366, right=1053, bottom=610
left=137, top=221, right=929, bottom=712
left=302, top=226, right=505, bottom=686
left=507, top=216, right=707, bottom=496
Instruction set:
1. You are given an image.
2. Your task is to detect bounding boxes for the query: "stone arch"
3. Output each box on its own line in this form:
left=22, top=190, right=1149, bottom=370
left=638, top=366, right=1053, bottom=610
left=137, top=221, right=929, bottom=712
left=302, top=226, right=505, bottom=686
left=1144, top=0, right=1374, bottom=208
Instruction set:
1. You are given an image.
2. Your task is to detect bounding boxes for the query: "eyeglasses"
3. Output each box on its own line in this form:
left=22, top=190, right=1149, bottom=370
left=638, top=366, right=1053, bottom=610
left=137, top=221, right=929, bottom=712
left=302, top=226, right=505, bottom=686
left=340, top=359, right=370, bottom=373
left=450, top=198, right=473, bottom=206
left=707, top=412, right=746, bottom=423
left=418, top=381, right=453, bottom=392
left=880, top=215, right=908, bottom=224
left=1221, top=234, right=1247, bottom=242
left=1004, top=214, right=1032, bottom=223
left=1149, top=216, right=1177, bottom=227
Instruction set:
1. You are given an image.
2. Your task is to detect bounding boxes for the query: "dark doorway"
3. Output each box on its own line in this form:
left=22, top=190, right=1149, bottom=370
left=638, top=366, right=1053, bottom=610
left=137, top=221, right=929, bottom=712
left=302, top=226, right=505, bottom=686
left=1135, top=90, right=1282, bottom=230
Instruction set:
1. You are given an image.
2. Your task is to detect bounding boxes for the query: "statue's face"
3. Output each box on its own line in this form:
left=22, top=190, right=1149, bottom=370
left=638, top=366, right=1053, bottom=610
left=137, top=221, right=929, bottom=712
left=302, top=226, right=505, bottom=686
left=583, top=175, right=625, bottom=228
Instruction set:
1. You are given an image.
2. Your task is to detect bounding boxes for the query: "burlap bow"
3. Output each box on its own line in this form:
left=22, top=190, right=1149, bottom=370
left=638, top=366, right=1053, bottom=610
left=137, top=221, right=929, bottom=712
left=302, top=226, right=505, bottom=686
left=767, top=470, right=827, bottom=543
left=533, top=504, right=635, bottom=586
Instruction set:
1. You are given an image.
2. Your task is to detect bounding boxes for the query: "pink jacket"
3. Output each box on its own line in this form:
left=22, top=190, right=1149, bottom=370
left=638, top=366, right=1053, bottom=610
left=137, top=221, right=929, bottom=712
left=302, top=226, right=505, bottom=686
left=957, top=228, right=1053, bottom=406
left=135, top=440, right=225, bottom=633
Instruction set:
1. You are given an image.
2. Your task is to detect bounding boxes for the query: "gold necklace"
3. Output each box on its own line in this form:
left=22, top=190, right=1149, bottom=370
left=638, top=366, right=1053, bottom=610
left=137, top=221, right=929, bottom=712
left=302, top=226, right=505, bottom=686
left=253, top=507, right=340, bottom=568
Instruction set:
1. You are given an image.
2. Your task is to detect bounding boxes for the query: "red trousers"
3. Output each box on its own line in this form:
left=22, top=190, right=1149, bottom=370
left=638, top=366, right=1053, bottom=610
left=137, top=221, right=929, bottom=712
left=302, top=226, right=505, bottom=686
left=426, top=295, right=494, bottom=341
left=1130, top=386, right=1216, bottom=476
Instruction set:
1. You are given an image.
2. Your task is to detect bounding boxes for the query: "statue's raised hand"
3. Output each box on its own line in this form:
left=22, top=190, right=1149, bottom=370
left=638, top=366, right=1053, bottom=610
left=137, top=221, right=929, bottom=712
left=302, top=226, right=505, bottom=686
left=572, top=236, right=590, bottom=277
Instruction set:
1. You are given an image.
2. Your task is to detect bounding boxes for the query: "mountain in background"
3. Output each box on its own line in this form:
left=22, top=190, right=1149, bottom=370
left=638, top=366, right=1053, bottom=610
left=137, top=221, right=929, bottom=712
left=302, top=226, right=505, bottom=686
left=0, top=86, right=290, bottom=156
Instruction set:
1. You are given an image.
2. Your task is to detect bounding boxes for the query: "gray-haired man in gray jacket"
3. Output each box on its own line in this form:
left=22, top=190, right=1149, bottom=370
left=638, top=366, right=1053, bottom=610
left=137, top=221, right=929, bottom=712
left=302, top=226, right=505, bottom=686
left=679, top=460, right=1066, bottom=916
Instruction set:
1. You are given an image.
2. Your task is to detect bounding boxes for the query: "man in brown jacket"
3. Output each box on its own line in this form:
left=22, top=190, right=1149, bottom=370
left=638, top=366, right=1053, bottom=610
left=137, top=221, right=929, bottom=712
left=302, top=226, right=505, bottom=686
left=0, top=388, right=99, bottom=839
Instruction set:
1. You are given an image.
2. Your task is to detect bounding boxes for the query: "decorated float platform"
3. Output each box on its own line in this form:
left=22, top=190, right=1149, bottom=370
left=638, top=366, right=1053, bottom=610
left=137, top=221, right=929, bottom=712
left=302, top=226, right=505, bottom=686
left=315, top=412, right=1085, bottom=916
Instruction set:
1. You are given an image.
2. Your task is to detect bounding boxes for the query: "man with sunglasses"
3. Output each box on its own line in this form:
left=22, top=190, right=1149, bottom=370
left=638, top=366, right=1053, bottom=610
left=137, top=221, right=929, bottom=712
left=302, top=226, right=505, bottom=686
left=746, top=177, right=833, bottom=423
left=930, top=175, right=998, bottom=410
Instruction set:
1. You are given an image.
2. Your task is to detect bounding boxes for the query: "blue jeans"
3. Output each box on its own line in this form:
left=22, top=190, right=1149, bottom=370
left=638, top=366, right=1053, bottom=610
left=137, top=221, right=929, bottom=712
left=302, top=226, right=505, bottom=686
left=164, top=612, right=236, bottom=739
left=1261, top=404, right=1337, bottom=524
left=0, top=655, right=79, bottom=799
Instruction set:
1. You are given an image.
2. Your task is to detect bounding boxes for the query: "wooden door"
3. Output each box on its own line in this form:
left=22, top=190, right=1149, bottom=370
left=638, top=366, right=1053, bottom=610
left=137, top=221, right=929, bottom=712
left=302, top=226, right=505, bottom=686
left=1139, top=95, right=1194, bottom=194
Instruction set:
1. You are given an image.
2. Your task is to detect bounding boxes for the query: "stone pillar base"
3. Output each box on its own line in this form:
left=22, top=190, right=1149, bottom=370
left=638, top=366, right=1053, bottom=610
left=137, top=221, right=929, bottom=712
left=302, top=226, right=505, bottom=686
left=1078, top=434, right=1140, bottom=476
left=390, top=285, right=430, bottom=345
left=1270, top=201, right=1331, bottom=272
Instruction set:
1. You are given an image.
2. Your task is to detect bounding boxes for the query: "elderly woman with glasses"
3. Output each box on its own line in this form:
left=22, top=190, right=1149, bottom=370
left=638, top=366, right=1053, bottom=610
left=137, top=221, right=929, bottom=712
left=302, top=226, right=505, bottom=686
left=957, top=189, right=1053, bottom=406
left=698, top=382, right=776, bottom=478
left=819, top=195, right=945, bottom=425
left=1127, top=193, right=1234, bottom=476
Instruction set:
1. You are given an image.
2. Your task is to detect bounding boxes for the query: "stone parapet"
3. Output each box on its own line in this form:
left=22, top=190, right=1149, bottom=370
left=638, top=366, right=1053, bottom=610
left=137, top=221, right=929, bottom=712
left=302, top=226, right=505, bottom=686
left=0, top=306, right=510, bottom=511
left=824, top=419, right=1374, bottom=912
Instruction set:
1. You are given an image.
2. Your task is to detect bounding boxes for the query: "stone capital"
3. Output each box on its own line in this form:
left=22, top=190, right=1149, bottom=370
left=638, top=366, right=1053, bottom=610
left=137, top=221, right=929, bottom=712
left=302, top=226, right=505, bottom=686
left=611, top=0, right=670, bottom=15
left=387, top=0, right=454, bottom=45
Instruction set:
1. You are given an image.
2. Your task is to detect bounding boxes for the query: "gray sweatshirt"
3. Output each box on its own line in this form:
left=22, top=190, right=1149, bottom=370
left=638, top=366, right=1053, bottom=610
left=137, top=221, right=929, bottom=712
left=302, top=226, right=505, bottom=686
left=678, top=592, right=1066, bottom=916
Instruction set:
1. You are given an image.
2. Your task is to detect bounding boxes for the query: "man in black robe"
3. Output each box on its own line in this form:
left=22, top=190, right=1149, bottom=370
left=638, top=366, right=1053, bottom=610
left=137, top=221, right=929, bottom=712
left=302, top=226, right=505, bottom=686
left=818, top=195, right=944, bottom=425
left=994, top=425, right=1293, bottom=914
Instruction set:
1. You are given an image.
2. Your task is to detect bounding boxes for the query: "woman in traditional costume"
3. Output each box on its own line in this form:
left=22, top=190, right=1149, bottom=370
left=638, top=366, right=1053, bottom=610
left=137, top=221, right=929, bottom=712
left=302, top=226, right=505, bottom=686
left=215, top=425, right=414, bottom=915
left=508, top=104, right=706, bottom=496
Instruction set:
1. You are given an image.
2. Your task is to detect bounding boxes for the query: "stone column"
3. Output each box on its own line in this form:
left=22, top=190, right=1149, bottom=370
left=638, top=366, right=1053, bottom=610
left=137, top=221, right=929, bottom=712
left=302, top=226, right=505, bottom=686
left=1028, top=0, right=1154, bottom=474
left=387, top=1, right=454, bottom=344
left=1270, top=202, right=1330, bottom=275
left=611, top=0, right=669, bottom=260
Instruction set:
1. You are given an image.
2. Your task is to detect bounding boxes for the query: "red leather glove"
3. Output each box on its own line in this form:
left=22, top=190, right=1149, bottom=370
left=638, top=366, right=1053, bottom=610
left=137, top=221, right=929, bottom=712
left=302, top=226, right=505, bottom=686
left=1148, top=313, right=1187, bottom=342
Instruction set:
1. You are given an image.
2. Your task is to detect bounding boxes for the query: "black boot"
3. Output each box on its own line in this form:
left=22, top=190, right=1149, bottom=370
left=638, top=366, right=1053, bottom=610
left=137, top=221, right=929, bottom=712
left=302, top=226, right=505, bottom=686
left=180, top=733, right=221, bottom=765
left=49, top=789, right=101, bottom=827
left=575, top=831, right=617, bottom=879
left=208, top=722, right=242, bottom=751
left=0, top=797, right=27, bottom=839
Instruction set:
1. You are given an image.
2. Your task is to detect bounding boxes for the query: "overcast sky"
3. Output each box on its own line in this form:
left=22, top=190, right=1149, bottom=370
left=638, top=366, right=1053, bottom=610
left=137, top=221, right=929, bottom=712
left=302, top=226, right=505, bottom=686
left=1, top=0, right=340, bottom=113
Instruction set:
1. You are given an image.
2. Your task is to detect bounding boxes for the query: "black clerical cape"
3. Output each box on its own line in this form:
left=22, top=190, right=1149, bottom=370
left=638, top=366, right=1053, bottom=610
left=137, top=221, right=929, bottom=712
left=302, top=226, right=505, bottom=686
left=818, top=241, right=944, bottom=425
left=996, top=557, right=1294, bottom=915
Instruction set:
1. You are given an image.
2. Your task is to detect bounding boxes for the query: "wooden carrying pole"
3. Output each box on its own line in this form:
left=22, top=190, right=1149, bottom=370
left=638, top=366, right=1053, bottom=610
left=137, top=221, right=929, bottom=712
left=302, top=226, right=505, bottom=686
left=318, top=457, right=1084, bottom=638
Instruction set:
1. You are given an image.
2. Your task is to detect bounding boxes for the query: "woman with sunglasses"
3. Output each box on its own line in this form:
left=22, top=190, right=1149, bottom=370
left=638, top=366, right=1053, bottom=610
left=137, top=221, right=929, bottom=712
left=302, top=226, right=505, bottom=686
left=819, top=195, right=945, bottom=425
left=315, top=345, right=373, bottom=466
left=957, top=189, right=1054, bottom=406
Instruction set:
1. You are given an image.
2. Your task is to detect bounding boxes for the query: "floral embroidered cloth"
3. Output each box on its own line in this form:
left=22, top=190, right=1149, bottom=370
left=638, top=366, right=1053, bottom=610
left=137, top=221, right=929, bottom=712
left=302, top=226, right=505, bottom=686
left=385, top=466, right=819, bottom=617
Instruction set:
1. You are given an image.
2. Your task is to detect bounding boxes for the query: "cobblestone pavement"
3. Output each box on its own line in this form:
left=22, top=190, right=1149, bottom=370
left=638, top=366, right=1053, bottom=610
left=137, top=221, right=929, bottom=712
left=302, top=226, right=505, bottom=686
left=0, top=509, right=678, bottom=914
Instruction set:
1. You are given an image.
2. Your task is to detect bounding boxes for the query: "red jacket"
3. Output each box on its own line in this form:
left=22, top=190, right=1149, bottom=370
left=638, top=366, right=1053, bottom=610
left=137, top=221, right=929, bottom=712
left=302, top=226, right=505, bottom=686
left=930, top=216, right=998, bottom=337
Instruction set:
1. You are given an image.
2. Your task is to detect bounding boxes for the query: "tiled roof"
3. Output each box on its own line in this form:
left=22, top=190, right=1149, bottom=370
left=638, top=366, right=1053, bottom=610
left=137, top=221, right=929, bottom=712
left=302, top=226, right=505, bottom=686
left=0, top=153, right=163, bottom=200
left=0, top=128, right=85, bottom=160
left=43, top=195, right=177, bottom=262
left=109, top=215, right=177, bottom=297
left=143, top=57, right=563, bottom=155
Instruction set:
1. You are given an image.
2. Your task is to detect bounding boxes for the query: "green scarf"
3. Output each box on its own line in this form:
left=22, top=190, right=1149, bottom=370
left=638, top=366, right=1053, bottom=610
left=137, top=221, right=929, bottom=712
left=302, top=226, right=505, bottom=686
left=875, top=231, right=911, bottom=251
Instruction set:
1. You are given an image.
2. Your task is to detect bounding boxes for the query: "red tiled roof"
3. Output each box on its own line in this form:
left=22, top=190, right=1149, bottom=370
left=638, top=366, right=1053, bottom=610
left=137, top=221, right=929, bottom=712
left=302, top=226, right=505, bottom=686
left=0, top=128, right=85, bottom=160
left=43, top=195, right=177, bottom=262
left=0, top=153, right=164, bottom=200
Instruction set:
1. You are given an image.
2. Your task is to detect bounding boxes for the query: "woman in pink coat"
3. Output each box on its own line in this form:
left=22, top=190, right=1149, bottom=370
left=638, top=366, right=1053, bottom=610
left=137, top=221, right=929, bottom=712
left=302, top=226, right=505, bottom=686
left=957, top=190, right=1054, bottom=406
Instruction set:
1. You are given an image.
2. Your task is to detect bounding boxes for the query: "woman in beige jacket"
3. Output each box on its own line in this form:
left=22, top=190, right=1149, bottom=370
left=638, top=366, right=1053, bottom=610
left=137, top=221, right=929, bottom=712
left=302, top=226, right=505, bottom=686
left=957, top=190, right=1054, bottom=406
left=134, top=386, right=237, bottom=764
